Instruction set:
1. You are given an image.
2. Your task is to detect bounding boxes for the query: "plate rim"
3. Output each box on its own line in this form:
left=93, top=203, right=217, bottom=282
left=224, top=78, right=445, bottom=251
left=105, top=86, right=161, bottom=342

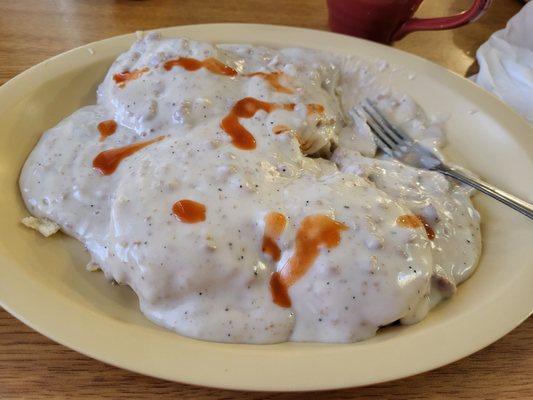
left=0, top=23, right=532, bottom=392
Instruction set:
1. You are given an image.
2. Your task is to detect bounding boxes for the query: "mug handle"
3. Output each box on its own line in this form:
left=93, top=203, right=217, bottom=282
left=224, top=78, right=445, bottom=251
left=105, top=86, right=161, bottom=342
left=392, top=0, right=492, bottom=41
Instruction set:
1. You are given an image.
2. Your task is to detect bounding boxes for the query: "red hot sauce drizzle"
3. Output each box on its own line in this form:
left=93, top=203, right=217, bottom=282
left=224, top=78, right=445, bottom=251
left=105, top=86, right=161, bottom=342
left=262, top=212, right=287, bottom=262
left=246, top=72, right=293, bottom=94
left=97, top=120, right=117, bottom=141
left=163, top=57, right=237, bottom=76
left=93, top=136, right=164, bottom=175
left=272, top=124, right=291, bottom=135
left=120, top=55, right=296, bottom=94
left=396, top=214, right=435, bottom=240
left=270, top=272, right=292, bottom=308
left=221, top=97, right=295, bottom=150
left=270, top=215, right=348, bottom=308
left=172, top=199, right=206, bottom=223
left=306, top=103, right=325, bottom=114
left=163, top=59, right=293, bottom=93
left=113, top=67, right=150, bottom=88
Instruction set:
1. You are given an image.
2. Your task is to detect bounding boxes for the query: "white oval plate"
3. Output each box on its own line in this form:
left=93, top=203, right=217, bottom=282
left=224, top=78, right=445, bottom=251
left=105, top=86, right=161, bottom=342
left=0, top=24, right=531, bottom=392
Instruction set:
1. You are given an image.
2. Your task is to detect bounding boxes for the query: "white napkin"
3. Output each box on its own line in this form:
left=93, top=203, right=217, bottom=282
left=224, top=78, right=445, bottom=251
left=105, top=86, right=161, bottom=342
left=473, top=2, right=533, bottom=123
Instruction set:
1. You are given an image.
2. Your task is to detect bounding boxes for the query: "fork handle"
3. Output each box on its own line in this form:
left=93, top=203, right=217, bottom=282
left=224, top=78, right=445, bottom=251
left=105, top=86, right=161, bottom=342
left=437, top=166, right=533, bottom=220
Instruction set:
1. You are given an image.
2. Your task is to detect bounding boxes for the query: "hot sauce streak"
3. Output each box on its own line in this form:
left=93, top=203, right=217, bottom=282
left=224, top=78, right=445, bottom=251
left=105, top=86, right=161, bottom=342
left=97, top=120, right=117, bottom=141
left=396, top=215, right=422, bottom=228
left=163, top=57, right=237, bottom=76
left=417, top=215, right=435, bottom=240
left=113, top=67, right=150, bottom=88
left=269, top=272, right=292, bottom=308
left=93, top=136, right=164, bottom=175
left=163, top=59, right=293, bottom=93
left=246, top=72, right=293, bottom=94
left=262, top=212, right=287, bottom=262
left=272, top=124, right=291, bottom=135
left=172, top=199, right=206, bottom=223
left=306, top=103, right=325, bottom=114
left=396, top=214, right=435, bottom=240
left=120, top=55, right=299, bottom=94
left=221, top=97, right=295, bottom=150
left=270, top=215, right=348, bottom=308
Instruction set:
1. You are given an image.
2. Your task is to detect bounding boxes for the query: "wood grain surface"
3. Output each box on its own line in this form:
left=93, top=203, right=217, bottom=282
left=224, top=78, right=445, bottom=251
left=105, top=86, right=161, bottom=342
left=0, top=0, right=531, bottom=398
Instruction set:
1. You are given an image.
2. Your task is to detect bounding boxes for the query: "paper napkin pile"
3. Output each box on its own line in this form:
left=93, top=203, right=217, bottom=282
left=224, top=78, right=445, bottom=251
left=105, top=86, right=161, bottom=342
left=473, top=2, right=533, bottom=123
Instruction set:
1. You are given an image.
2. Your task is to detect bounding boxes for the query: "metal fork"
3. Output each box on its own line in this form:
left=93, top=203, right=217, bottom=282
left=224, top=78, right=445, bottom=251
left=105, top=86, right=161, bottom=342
left=361, top=99, right=533, bottom=220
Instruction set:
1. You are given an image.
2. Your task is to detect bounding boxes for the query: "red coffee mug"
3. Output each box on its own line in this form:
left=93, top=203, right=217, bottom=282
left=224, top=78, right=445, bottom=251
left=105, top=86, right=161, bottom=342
left=327, top=0, right=491, bottom=44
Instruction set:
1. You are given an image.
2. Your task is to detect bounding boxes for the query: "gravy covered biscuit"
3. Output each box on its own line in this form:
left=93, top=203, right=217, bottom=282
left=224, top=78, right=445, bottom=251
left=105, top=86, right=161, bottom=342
left=20, top=33, right=480, bottom=344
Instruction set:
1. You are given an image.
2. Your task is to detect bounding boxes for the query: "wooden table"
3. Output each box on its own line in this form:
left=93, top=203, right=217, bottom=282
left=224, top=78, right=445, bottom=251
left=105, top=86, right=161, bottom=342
left=0, top=0, right=531, bottom=398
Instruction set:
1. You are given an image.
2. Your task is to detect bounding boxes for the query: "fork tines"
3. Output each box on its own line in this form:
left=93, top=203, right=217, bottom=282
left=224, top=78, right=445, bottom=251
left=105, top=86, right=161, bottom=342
left=361, top=99, right=413, bottom=157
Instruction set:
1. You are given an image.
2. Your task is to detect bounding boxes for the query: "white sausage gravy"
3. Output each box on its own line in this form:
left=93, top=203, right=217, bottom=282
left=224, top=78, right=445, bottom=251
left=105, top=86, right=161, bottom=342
left=19, top=33, right=481, bottom=343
